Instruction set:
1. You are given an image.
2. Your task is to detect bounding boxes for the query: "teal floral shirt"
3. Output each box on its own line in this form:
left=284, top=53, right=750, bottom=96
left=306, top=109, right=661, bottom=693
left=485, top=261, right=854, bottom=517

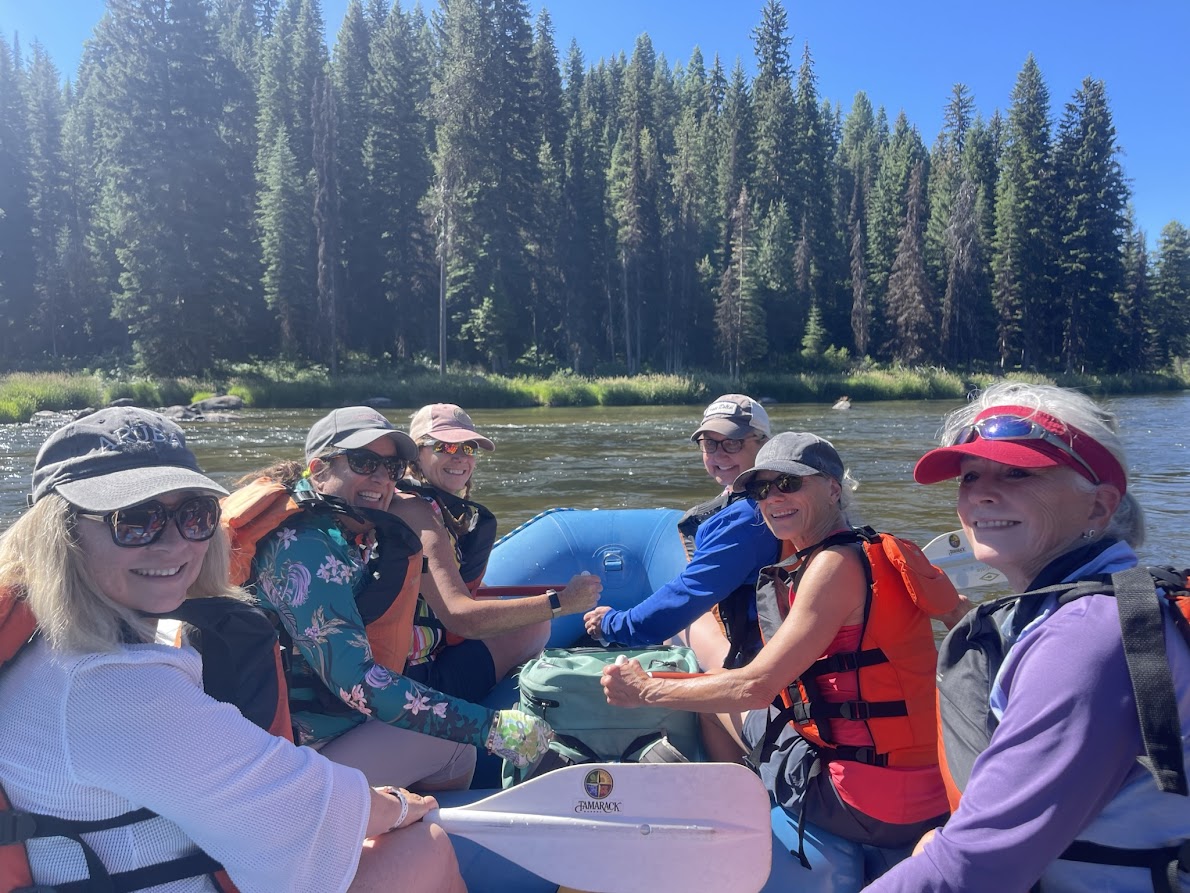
left=250, top=493, right=495, bottom=748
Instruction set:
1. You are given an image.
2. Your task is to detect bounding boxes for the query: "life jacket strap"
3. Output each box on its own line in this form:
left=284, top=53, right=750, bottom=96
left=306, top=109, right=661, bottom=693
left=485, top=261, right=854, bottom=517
left=1059, top=837, right=1189, bottom=893
left=791, top=697, right=908, bottom=723
left=1111, top=567, right=1189, bottom=796
left=3, top=807, right=223, bottom=893
left=807, top=647, right=889, bottom=675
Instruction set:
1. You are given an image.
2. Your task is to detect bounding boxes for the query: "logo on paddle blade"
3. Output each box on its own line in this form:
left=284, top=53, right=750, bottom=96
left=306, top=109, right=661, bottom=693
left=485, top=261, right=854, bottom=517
left=948, top=533, right=960, bottom=549
left=583, top=768, right=614, bottom=799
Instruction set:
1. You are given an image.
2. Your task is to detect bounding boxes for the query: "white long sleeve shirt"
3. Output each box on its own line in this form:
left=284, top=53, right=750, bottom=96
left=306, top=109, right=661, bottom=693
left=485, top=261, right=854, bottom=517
left=0, top=637, right=371, bottom=892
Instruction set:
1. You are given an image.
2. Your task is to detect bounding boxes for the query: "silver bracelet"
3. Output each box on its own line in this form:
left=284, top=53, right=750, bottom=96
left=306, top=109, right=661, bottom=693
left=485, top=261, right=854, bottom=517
left=386, top=787, right=409, bottom=832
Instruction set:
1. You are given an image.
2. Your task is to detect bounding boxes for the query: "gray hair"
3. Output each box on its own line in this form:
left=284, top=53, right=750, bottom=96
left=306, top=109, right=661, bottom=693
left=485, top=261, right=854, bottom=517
left=0, top=494, right=247, bottom=654
left=939, top=381, right=1144, bottom=547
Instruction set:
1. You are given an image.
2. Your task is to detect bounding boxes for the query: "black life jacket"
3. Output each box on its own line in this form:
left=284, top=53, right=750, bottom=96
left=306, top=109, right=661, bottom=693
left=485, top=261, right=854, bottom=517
left=676, top=490, right=762, bottom=669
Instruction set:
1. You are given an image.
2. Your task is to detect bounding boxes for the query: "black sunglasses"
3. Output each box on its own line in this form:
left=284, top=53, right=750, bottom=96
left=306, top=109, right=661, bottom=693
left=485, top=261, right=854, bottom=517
left=76, top=495, right=222, bottom=548
left=744, top=473, right=808, bottom=502
left=696, top=435, right=756, bottom=455
left=325, top=448, right=407, bottom=481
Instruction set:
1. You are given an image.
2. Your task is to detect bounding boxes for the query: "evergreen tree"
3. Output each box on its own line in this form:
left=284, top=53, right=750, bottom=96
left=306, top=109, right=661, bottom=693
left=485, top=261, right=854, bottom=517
left=366, top=0, right=434, bottom=357
left=1149, top=221, right=1190, bottom=366
left=715, top=58, right=751, bottom=264
left=21, top=42, right=68, bottom=360
left=790, top=44, right=845, bottom=346
left=312, top=71, right=340, bottom=371
left=1053, top=77, right=1127, bottom=372
left=848, top=190, right=871, bottom=357
left=257, top=126, right=313, bottom=357
left=0, top=36, right=37, bottom=363
left=926, top=84, right=975, bottom=300
left=866, top=111, right=925, bottom=357
left=331, top=0, right=376, bottom=349
left=884, top=161, right=935, bottom=363
left=1113, top=212, right=1150, bottom=372
left=754, top=198, right=796, bottom=362
left=940, top=177, right=987, bottom=366
left=749, top=0, right=794, bottom=211
left=991, top=55, right=1055, bottom=368
left=92, top=0, right=253, bottom=373
left=557, top=42, right=612, bottom=372
left=716, top=186, right=764, bottom=379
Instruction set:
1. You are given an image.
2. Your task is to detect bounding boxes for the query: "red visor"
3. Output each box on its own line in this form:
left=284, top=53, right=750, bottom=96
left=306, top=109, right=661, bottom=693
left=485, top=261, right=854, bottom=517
left=913, top=404, right=1127, bottom=493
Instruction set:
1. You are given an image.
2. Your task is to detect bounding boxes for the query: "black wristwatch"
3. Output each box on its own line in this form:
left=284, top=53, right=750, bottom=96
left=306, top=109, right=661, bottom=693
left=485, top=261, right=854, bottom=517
left=547, top=589, right=562, bottom=617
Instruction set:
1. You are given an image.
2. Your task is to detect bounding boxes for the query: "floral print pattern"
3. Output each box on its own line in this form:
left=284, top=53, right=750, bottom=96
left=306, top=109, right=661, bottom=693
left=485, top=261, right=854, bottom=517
left=251, top=506, right=493, bottom=748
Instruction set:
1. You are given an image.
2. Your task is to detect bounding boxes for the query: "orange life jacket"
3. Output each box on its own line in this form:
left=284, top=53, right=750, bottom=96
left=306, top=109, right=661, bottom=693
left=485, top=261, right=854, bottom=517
left=222, top=478, right=423, bottom=675
left=0, top=586, right=290, bottom=893
left=754, top=527, right=959, bottom=769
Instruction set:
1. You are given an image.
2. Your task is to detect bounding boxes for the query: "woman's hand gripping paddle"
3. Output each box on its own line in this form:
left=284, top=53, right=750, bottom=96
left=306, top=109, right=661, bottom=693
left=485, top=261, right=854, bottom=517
left=427, top=762, right=772, bottom=893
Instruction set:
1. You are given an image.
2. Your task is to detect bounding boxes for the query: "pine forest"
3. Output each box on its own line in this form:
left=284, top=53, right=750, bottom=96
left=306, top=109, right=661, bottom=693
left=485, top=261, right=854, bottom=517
left=0, top=0, right=1187, bottom=380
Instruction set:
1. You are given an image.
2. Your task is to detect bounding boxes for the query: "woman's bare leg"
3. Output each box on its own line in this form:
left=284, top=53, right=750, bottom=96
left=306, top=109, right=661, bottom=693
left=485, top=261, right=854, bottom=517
left=483, top=620, right=550, bottom=679
left=685, top=610, right=731, bottom=671
left=350, top=821, right=466, bottom=893
left=699, top=710, right=749, bottom=763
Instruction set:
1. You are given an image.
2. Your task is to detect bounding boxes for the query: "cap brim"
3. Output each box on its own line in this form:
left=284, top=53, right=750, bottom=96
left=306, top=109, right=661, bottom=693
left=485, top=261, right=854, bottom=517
left=55, top=466, right=228, bottom=513
left=421, top=426, right=495, bottom=451
left=335, top=429, right=419, bottom=460
left=733, top=458, right=825, bottom=491
left=913, top=441, right=1064, bottom=484
left=691, top=419, right=755, bottom=442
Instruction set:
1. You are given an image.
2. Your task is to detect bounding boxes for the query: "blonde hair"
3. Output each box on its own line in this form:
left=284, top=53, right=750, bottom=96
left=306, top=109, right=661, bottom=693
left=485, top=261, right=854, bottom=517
left=0, top=494, right=248, bottom=654
left=939, top=381, right=1144, bottom=547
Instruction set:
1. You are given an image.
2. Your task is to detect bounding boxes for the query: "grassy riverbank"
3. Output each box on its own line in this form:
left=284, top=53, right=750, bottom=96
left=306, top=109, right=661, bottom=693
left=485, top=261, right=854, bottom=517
left=1, top=365, right=1186, bottom=424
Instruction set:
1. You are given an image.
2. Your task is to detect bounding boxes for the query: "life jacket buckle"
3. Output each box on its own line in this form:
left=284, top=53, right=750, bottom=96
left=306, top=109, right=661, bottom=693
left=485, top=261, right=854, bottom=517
left=0, top=809, right=38, bottom=845
left=831, top=651, right=860, bottom=672
left=837, top=700, right=872, bottom=720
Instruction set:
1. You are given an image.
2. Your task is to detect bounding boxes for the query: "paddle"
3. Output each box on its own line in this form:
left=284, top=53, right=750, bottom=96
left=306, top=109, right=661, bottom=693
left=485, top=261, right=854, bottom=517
left=429, top=762, right=772, bottom=893
left=922, top=528, right=1009, bottom=590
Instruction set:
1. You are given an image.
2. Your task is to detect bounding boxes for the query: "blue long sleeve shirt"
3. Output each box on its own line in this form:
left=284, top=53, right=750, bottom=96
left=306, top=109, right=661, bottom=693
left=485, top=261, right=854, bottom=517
left=599, top=496, right=779, bottom=647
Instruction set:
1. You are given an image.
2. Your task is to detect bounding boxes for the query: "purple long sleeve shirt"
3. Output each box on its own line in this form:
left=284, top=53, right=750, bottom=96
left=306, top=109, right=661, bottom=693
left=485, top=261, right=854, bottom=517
left=868, top=569, right=1190, bottom=892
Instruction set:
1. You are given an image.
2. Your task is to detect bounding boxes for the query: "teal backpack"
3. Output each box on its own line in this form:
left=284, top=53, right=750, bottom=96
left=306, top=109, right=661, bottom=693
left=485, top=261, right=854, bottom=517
left=502, top=645, right=702, bottom=786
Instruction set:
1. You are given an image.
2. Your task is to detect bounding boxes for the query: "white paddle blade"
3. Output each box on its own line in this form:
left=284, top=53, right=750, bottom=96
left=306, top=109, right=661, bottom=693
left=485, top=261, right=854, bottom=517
left=432, top=763, right=772, bottom=893
left=923, top=529, right=1009, bottom=590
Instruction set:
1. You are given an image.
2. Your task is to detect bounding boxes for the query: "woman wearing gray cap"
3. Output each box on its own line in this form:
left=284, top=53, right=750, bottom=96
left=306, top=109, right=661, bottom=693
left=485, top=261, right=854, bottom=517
left=229, top=407, right=583, bottom=792
left=584, top=394, right=779, bottom=670
left=0, top=408, right=465, bottom=892
left=603, top=431, right=969, bottom=891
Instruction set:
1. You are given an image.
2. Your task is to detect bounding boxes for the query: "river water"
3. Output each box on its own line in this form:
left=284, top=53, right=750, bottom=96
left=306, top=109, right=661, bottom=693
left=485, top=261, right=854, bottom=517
left=1, top=393, right=1187, bottom=568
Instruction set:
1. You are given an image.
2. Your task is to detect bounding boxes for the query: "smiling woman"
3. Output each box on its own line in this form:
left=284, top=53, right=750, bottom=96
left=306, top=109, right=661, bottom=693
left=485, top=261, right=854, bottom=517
left=866, top=382, right=1190, bottom=893
left=0, top=407, right=467, bottom=892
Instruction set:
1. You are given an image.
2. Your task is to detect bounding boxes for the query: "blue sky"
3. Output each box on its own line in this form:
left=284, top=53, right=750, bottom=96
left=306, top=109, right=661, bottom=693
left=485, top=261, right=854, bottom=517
left=2, top=0, right=1187, bottom=244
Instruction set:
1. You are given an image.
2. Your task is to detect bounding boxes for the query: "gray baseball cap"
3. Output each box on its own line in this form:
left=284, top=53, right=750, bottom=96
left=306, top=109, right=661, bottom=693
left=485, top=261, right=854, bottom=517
left=305, top=406, right=417, bottom=462
left=31, top=407, right=227, bottom=512
left=690, top=394, right=771, bottom=441
left=733, top=431, right=845, bottom=490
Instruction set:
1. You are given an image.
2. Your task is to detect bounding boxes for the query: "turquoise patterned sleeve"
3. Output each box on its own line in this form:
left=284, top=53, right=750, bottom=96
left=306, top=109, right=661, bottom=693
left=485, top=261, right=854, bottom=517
left=252, top=517, right=495, bottom=747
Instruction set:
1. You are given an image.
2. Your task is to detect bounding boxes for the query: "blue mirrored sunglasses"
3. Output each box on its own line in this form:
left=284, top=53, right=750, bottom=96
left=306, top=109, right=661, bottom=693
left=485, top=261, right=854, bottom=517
left=948, top=415, right=1099, bottom=483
